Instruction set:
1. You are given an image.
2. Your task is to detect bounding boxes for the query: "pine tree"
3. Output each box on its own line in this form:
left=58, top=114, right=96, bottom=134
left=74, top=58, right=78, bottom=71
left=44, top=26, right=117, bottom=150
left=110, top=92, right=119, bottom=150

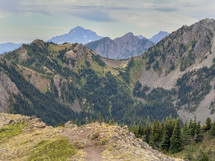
left=98, top=112, right=102, bottom=124
left=144, top=116, right=151, bottom=144
left=195, top=121, right=203, bottom=142
left=205, top=117, right=212, bottom=131
left=137, top=122, right=144, bottom=138
left=161, top=116, right=174, bottom=151
left=182, top=119, right=191, bottom=145
left=184, top=120, right=188, bottom=131
left=150, top=120, right=162, bottom=148
left=170, top=119, right=183, bottom=153
left=209, top=120, right=215, bottom=136
left=105, top=117, right=110, bottom=124
left=110, top=118, right=115, bottom=125
left=188, top=119, right=196, bottom=137
left=89, top=115, right=93, bottom=123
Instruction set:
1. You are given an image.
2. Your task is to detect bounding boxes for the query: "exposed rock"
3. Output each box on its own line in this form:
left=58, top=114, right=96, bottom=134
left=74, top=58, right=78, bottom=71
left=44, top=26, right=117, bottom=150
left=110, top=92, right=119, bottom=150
left=0, top=113, right=183, bottom=160
left=0, top=113, right=46, bottom=129
left=0, top=71, right=21, bottom=113
left=62, top=122, right=182, bottom=161
left=64, top=121, right=78, bottom=129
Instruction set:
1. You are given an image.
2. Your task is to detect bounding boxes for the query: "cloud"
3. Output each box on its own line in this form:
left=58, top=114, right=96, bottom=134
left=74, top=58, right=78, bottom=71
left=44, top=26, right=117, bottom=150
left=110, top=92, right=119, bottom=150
left=39, top=26, right=68, bottom=30
left=155, top=7, right=178, bottom=12
left=1, top=0, right=215, bottom=42
left=74, top=10, right=114, bottom=22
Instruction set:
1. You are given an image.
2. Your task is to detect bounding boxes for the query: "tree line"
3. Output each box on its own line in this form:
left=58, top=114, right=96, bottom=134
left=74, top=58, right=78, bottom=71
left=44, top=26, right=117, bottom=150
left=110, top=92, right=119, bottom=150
left=128, top=115, right=215, bottom=160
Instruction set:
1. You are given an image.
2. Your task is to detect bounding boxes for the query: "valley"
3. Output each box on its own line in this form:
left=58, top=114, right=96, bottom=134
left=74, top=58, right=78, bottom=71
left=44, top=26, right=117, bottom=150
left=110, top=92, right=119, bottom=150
left=1, top=18, right=215, bottom=160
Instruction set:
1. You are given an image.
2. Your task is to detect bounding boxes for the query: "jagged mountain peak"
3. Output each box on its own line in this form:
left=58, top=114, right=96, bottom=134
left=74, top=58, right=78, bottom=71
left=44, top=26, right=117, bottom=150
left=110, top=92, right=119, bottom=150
left=199, top=18, right=215, bottom=24
left=121, top=32, right=134, bottom=37
left=101, top=37, right=112, bottom=41
left=86, top=33, right=154, bottom=59
left=115, top=32, right=137, bottom=41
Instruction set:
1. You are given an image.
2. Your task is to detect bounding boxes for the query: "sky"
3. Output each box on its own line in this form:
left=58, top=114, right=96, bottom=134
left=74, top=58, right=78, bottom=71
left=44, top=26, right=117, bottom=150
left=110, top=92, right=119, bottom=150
left=0, top=0, right=215, bottom=43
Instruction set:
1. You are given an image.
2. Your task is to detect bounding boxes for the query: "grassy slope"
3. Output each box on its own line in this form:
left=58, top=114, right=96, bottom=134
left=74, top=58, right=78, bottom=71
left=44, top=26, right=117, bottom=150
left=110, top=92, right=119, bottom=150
left=2, top=41, right=178, bottom=126
left=0, top=113, right=181, bottom=161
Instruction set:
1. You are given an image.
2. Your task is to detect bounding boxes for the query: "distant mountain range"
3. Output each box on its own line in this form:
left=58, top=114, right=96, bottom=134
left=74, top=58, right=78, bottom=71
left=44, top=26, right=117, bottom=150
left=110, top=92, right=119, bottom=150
left=0, top=27, right=169, bottom=58
left=149, top=31, right=169, bottom=43
left=48, top=26, right=103, bottom=44
left=86, top=32, right=154, bottom=59
left=0, top=43, right=22, bottom=54
left=137, top=31, right=169, bottom=44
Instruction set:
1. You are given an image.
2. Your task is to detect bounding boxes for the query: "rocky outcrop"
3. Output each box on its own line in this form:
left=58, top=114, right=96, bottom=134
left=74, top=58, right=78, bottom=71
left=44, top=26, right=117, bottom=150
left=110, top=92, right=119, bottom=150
left=0, top=71, right=21, bottom=113
left=0, top=113, right=46, bottom=129
left=63, top=122, right=182, bottom=161
left=0, top=113, right=182, bottom=161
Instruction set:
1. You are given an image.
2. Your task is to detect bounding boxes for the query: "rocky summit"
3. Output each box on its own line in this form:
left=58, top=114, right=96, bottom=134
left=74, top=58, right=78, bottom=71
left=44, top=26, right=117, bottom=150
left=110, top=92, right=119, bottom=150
left=0, top=113, right=182, bottom=161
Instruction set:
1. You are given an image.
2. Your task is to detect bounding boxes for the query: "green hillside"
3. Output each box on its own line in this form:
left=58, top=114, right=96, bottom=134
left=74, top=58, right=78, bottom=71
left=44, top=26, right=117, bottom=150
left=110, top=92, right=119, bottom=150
left=1, top=40, right=177, bottom=126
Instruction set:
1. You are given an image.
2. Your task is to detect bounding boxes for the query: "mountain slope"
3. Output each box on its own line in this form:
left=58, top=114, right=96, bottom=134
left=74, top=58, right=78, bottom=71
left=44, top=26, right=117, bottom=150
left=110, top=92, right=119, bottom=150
left=86, top=32, right=154, bottom=59
left=48, top=26, right=102, bottom=44
left=126, top=18, right=215, bottom=123
left=0, top=39, right=177, bottom=126
left=0, top=43, right=22, bottom=54
left=150, top=31, right=169, bottom=43
left=0, top=113, right=181, bottom=161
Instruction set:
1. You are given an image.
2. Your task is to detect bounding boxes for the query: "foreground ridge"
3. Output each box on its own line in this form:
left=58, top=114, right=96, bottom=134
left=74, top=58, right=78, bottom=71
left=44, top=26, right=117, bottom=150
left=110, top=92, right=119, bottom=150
left=0, top=113, right=182, bottom=161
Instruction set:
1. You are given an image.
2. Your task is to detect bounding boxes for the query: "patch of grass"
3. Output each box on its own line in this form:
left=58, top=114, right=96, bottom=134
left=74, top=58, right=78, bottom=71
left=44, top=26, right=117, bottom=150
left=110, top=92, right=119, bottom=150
left=73, top=141, right=86, bottom=149
left=0, top=121, right=26, bottom=141
left=90, top=132, right=100, bottom=140
left=96, top=138, right=109, bottom=146
left=27, top=137, right=76, bottom=161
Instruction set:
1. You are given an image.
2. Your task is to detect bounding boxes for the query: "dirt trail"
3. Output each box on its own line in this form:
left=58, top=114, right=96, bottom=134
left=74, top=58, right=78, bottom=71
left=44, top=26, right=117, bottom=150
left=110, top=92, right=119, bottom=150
left=85, top=144, right=104, bottom=161
left=62, top=124, right=105, bottom=161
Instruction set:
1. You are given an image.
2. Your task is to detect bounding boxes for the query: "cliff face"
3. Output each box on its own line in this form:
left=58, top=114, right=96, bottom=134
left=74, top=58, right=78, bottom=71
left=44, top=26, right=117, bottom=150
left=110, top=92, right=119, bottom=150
left=0, top=58, right=21, bottom=113
left=0, top=113, right=181, bottom=161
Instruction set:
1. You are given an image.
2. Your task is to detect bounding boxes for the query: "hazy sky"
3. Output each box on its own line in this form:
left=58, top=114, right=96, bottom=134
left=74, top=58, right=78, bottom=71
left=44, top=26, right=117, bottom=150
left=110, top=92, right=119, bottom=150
left=0, top=0, right=215, bottom=43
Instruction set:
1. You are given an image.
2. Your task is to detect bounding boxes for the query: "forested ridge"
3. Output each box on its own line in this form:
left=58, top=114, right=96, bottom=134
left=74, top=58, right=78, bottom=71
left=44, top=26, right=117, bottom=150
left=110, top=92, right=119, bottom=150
left=0, top=40, right=177, bottom=126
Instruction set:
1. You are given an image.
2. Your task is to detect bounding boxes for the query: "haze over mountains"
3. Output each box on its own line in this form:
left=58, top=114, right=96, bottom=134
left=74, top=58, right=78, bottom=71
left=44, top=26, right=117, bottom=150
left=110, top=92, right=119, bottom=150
left=0, top=27, right=169, bottom=58
left=0, top=43, right=22, bottom=54
left=48, top=26, right=103, bottom=44
left=137, top=31, right=169, bottom=44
